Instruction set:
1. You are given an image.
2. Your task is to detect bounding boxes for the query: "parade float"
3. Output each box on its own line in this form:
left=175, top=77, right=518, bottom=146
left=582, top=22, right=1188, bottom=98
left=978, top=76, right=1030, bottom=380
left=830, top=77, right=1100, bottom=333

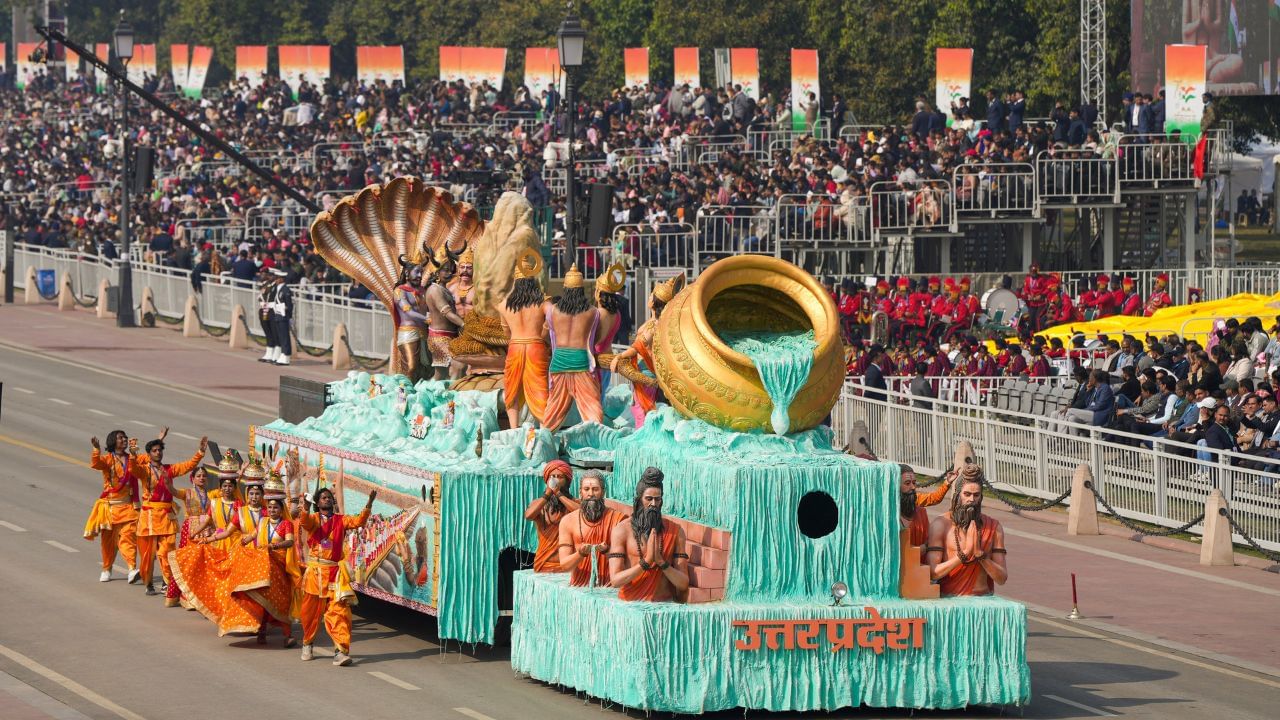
left=250, top=179, right=1029, bottom=712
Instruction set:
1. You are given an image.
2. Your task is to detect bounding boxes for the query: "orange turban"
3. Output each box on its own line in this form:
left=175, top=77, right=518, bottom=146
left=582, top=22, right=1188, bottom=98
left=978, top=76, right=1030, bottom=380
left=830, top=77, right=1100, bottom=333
left=542, top=460, right=572, bottom=484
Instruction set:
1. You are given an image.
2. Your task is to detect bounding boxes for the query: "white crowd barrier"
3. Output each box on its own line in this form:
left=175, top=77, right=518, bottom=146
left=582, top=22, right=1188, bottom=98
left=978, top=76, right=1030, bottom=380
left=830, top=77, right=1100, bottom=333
left=832, top=379, right=1280, bottom=552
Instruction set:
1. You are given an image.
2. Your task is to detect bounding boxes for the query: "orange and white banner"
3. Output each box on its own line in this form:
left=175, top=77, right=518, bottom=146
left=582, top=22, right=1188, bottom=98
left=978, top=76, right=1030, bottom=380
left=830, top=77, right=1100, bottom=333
left=729, top=48, right=759, bottom=100
left=235, top=46, right=268, bottom=87
left=673, top=47, right=699, bottom=89
left=935, top=48, right=973, bottom=127
left=186, top=46, right=213, bottom=98
left=0, top=43, right=5, bottom=73
left=790, top=49, right=819, bottom=132
left=279, top=45, right=331, bottom=98
left=65, top=43, right=80, bottom=83
left=440, top=46, right=507, bottom=89
left=523, top=47, right=560, bottom=95
left=16, top=42, right=40, bottom=89
left=357, top=46, right=405, bottom=85
left=94, top=43, right=109, bottom=93
left=171, top=44, right=189, bottom=91
left=126, top=44, right=157, bottom=86
left=1165, top=44, right=1206, bottom=140
left=624, top=47, right=649, bottom=88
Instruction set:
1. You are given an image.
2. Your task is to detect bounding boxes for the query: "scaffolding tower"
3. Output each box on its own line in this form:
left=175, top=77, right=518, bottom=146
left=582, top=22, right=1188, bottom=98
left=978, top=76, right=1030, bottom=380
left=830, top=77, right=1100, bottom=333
left=1080, top=0, right=1106, bottom=124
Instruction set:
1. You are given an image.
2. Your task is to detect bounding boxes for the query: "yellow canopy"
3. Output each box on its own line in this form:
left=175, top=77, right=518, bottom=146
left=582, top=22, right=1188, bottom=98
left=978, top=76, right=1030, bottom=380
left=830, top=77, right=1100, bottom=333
left=1035, top=292, right=1280, bottom=346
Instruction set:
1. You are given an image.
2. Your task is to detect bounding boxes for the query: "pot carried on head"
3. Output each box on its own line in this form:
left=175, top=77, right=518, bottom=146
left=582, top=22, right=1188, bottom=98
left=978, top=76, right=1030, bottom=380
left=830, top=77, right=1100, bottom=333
left=652, top=255, right=844, bottom=434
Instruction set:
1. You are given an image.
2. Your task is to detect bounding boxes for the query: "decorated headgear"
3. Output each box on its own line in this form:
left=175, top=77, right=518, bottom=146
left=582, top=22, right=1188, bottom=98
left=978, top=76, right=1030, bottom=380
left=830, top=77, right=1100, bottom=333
left=513, top=247, right=543, bottom=280
left=1047, top=273, right=1061, bottom=288
left=896, top=276, right=910, bottom=289
left=927, top=276, right=940, bottom=289
left=875, top=279, right=889, bottom=292
left=563, top=264, right=585, bottom=289
left=595, top=261, right=626, bottom=294
left=212, top=450, right=241, bottom=479
left=1029, top=262, right=1040, bottom=272
left=241, top=452, right=267, bottom=487
left=263, top=473, right=287, bottom=501
left=1121, top=276, right=1134, bottom=287
left=1097, top=273, right=1110, bottom=285
left=542, top=459, right=572, bottom=484
left=652, top=274, right=685, bottom=304
left=959, top=277, right=971, bottom=289
left=1155, top=272, right=1169, bottom=286
left=458, top=244, right=474, bottom=266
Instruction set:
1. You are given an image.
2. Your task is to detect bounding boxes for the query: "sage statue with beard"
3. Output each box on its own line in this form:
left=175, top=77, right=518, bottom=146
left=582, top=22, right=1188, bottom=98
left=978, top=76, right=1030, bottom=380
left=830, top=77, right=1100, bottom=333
left=541, top=264, right=604, bottom=430
left=924, top=464, right=1008, bottom=596
left=608, top=467, right=690, bottom=602
left=557, top=470, right=625, bottom=587
left=524, top=460, right=580, bottom=573
left=898, top=463, right=956, bottom=549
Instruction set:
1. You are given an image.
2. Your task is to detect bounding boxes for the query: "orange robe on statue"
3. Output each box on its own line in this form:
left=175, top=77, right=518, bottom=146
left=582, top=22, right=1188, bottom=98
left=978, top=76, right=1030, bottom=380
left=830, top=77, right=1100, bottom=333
left=504, top=338, right=549, bottom=423
left=532, top=509, right=564, bottom=573
left=568, top=509, right=624, bottom=587
left=939, top=515, right=1002, bottom=597
left=295, top=507, right=370, bottom=654
left=619, top=529, right=682, bottom=602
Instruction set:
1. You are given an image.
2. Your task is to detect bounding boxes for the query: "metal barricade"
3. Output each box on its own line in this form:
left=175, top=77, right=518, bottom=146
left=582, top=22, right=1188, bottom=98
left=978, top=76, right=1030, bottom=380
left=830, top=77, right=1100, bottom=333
left=174, top=218, right=245, bottom=250
left=682, top=135, right=747, bottom=167
left=1034, top=151, right=1120, bottom=207
left=951, top=163, right=1038, bottom=221
left=612, top=222, right=696, bottom=273
left=693, top=204, right=777, bottom=274
left=869, top=180, right=957, bottom=237
left=774, top=193, right=873, bottom=274
left=1116, top=135, right=1196, bottom=191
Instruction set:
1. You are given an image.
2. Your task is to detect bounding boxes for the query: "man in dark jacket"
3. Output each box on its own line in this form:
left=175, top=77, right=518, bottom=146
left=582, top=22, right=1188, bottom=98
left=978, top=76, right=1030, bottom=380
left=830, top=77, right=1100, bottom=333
left=862, top=344, right=888, bottom=403
left=985, top=90, right=1006, bottom=134
left=1007, top=90, right=1026, bottom=134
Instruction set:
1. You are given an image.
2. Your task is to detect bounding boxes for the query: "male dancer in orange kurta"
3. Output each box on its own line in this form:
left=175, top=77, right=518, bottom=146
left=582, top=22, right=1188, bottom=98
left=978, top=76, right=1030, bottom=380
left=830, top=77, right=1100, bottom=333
left=557, top=470, right=625, bottom=587
left=294, top=486, right=374, bottom=666
left=608, top=467, right=689, bottom=602
left=86, top=430, right=142, bottom=583
left=135, top=434, right=206, bottom=596
left=524, top=460, right=580, bottom=573
left=497, top=253, right=550, bottom=427
left=925, top=466, right=1009, bottom=596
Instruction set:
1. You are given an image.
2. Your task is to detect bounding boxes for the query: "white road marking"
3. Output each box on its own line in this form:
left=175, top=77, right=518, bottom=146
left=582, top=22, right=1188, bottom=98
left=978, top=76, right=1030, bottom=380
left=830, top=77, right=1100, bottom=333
left=1004, top=527, right=1280, bottom=598
left=1043, top=694, right=1116, bottom=717
left=88, top=409, right=113, bottom=416
left=12, top=387, right=36, bottom=394
left=43, top=540, right=79, bottom=553
left=368, top=671, right=420, bottom=690
left=0, top=520, right=27, bottom=532
left=0, top=643, right=147, bottom=720
left=129, top=420, right=155, bottom=428
left=172, top=432, right=198, bottom=441
left=454, top=709, right=499, bottom=720
left=1030, top=616, right=1280, bottom=689
left=48, top=398, right=72, bottom=406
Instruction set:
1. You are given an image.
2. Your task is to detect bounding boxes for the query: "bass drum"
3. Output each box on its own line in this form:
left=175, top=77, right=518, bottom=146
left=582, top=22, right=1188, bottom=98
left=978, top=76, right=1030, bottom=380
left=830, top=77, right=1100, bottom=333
left=982, top=287, right=1021, bottom=321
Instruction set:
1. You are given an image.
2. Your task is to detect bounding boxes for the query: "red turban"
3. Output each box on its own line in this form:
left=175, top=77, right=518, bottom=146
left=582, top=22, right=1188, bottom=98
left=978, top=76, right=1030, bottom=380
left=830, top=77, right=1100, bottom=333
left=542, top=460, right=572, bottom=484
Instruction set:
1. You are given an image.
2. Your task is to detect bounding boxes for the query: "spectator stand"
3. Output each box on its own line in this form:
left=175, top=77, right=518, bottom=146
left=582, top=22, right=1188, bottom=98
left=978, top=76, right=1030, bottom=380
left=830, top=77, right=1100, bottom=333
left=693, top=203, right=777, bottom=274
left=833, top=378, right=1280, bottom=554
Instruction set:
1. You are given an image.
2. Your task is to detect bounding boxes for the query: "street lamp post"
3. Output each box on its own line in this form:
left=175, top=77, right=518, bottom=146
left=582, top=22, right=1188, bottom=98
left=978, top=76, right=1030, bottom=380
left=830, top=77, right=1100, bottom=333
left=114, top=15, right=135, bottom=328
left=556, top=10, right=585, bottom=267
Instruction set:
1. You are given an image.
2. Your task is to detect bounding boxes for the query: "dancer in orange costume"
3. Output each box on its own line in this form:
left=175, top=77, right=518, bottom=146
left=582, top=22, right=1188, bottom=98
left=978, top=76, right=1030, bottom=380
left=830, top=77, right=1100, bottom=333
left=134, top=432, right=206, bottom=598
left=524, top=460, right=580, bottom=573
left=294, top=486, right=374, bottom=666
left=85, top=430, right=142, bottom=584
left=497, top=249, right=550, bottom=427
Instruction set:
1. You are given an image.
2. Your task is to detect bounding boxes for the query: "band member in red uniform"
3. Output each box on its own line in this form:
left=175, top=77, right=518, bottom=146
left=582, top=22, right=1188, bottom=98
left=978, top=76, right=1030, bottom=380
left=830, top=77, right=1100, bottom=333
left=1144, top=273, right=1173, bottom=316
left=1027, top=343, right=1051, bottom=377
left=1046, top=275, right=1074, bottom=325
left=958, top=277, right=980, bottom=320
left=1007, top=344, right=1028, bottom=376
left=1020, top=264, right=1049, bottom=332
left=1081, top=274, right=1120, bottom=318
left=1119, top=276, right=1143, bottom=316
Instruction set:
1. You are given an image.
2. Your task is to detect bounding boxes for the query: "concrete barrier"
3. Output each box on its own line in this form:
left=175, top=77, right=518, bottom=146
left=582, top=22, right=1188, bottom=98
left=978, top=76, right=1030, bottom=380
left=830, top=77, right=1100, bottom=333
left=23, top=266, right=37, bottom=304
left=96, top=278, right=113, bottom=319
left=332, top=323, right=351, bottom=371
left=57, top=273, right=74, bottom=311
left=183, top=295, right=200, bottom=338
left=1067, top=464, right=1099, bottom=536
left=1199, top=489, right=1234, bottom=566
left=228, top=305, right=250, bottom=349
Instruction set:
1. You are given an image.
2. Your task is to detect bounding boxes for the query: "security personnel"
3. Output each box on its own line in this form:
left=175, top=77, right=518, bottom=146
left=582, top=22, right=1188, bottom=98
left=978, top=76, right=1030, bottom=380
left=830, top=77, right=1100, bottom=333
left=268, top=268, right=294, bottom=366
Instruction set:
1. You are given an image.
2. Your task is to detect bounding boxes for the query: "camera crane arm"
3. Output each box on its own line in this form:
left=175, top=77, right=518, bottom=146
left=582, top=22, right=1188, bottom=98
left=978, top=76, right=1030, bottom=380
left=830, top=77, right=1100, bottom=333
left=35, top=24, right=321, bottom=214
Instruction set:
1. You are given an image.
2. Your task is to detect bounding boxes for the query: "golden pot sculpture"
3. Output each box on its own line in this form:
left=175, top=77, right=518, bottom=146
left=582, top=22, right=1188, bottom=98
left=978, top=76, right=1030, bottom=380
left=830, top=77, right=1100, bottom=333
left=652, top=255, right=844, bottom=434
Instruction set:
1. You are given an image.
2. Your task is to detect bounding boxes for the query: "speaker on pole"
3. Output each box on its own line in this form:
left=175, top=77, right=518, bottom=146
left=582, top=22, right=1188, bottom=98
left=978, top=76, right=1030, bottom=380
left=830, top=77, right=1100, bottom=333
left=586, top=182, right=614, bottom=246
left=132, top=146, right=156, bottom=195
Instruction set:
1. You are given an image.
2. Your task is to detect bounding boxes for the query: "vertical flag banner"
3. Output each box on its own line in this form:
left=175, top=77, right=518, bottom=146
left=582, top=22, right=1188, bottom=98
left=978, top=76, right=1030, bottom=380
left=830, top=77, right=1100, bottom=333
left=16, top=42, right=38, bottom=89
left=94, top=43, right=109, bottom=93
left=186, top=46, right=213, bottom=98
left=523, top=47, right=561, bottom=95
left=624, top=47, right=649, bottom=88
left=729, top=48, right=759, bottom=99
left=279, top=46, right=330, bottom=98
left=790, top=49, right=820, bottom=132
left=441, top=47, right=506, bottom=89
left=65, top=43, right=79, bottom=83
left=171, top=44, right=191, bottom=93
left=439, top=46, right=462, bottom=81
left=0, top=43, right=6, bottom=73
left=673, top=47, right=699, bottom=89
left=235, top=46, right=268, bottom=87
left=357, top=46, right=405, bottom=85
left=713, top=48, right=731, bottom=88
left=1165, top=44, right=1207, bottom=140
left=127, top=44, right=157, bottom=86
left=935, top=48, right=973, bottom=127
